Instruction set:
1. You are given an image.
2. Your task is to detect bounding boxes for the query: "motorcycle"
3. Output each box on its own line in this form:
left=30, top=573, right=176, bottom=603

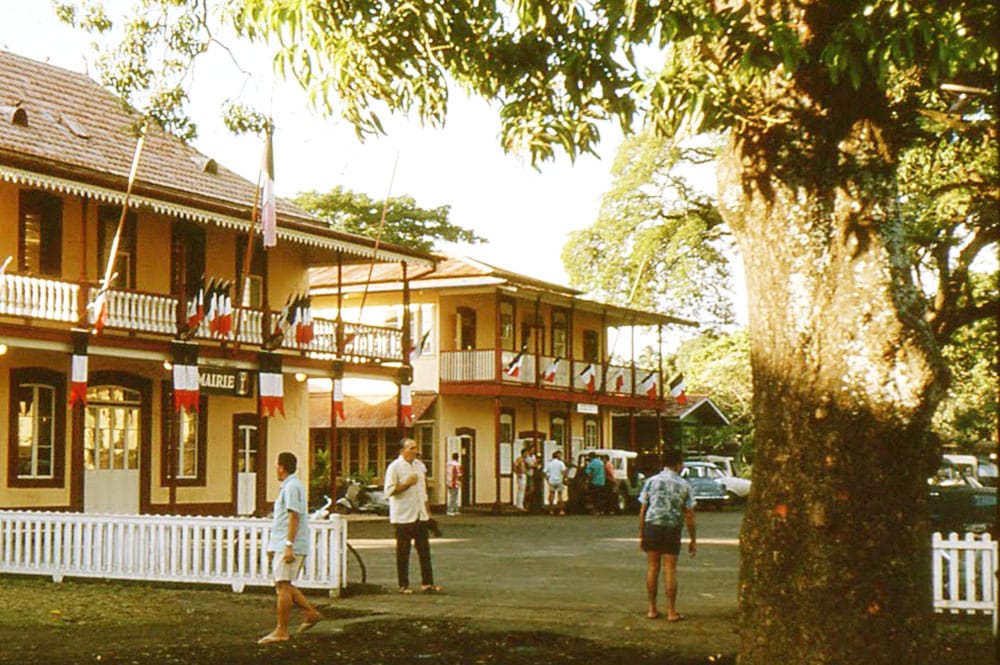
left=334, top=479, right=390, bottom=516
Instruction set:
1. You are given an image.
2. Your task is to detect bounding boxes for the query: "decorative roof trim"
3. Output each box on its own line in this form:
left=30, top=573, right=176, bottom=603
left=0, top=164, right=431, bottom=266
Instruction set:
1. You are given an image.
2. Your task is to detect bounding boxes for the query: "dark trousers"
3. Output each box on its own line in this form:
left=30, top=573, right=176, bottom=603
left=394, top=521, right=434, bottom=588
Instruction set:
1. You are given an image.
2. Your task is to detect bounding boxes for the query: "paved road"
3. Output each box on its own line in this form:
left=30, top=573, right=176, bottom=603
left=323, top=508, right=744, bottom=655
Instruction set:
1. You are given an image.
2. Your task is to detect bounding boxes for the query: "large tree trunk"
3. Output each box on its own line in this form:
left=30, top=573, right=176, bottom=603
left=718, top=114, right=948, bottom=662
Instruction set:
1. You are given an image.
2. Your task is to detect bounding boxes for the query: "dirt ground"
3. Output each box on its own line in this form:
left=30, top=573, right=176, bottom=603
left=0, top=577, right=992, bottom=664
left=0, top=511, right=994, bottom=663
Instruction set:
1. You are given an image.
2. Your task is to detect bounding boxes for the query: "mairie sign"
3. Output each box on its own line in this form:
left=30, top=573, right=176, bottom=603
left=199, top=366, right=253, bottom=398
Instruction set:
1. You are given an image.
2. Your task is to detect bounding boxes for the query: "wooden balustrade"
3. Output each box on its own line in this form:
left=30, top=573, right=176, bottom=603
left=1, top=275, right=407, bottom=363
left=0, top=273, right=79, bottom=321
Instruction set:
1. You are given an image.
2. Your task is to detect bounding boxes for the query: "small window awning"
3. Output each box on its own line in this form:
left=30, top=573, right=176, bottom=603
left=309, top=392, right=437, bottom=429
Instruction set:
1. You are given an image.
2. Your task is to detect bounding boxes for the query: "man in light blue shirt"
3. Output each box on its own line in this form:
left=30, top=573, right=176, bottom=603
left=638, top=448, right=696, bottom=621
left=259, top=452, right=322, bottom=644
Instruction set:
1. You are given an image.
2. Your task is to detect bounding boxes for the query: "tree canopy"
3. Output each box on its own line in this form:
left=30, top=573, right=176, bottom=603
left=293, top=186, right=486, bottom=252
left=562, top=129, right=734, bottom=326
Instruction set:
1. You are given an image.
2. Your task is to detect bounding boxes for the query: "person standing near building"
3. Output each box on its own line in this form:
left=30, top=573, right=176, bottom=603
left=258, top=452, right=322, bottom=644
left=544, top=450, right=568, bottom=515
left=638, top=448, right=696, bottom=621
left=446, top=452, right=463, bottom=516
left=513, top=447, right=529, bottom=511
left=385, top=438, right=441, bottom=594
left=584, top=452, right=607, bottom=514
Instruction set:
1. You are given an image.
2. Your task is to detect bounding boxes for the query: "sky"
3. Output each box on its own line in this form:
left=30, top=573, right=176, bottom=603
left=1, top=1, right=623, bottom=288
left=1, top=1, right=748, bottom=335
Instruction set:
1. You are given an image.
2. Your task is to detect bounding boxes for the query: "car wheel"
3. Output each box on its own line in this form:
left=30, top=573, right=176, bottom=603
left=726, top=490, right=741, bottom=504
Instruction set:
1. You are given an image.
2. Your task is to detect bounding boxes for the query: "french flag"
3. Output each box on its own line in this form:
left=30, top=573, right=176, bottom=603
left=542, top=357, right=561, bottom=383
left=669, top=374, right=687, bottom=406
left=578, top=363, right=596, bottom=393
left=186, top=276, right=205, bottom=331
left=333, top=377, right=345, bottom=420
left=171, top=341, right=200, bottom=413
left=259, top=352, right=285, bottom=418
left=90, top=289, right=108, bottom=334
left=400, top=383, right=413, bottom=426
left=639, top=372, right=658, bottom=399
left=217, top=281, right=233, bottom=337
left=69, top=329, right=89, bottom=407
left=503, top=349, right=525, bottom=378
left=611, top=368, right=625, bottom=393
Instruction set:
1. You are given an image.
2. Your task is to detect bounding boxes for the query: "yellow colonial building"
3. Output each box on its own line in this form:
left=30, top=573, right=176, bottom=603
left=0, top=51, right=432, bottom=516
left=308, top=256, right=724, bottom=508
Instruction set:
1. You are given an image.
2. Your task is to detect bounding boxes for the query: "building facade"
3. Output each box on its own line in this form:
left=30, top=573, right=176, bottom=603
left=0, top=51, right=431, bottom=515
left=308, top=256, right=714, bottom=508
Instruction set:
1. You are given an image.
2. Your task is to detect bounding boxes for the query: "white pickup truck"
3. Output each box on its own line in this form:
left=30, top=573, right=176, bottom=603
left=696, top=455, right=752, bottom=501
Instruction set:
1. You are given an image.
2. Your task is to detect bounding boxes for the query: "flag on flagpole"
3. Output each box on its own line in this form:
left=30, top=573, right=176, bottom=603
left=669, top=374, right=687, bottom=406
left=218, top=281, right=233, bottom=337
left=332, top=378, right=345, bottom=420
left=186, top=276, right=205, bottom=330
left=206, top=278, right=220, bottom=335
left=89, top=289, right=108, bottom=333
left=260, top=130, right=277, bottom=248
left=542, top=357, right=561, bottom=383
left=259, top=352, right=285, bottom=418
left=610, top=368, right=625, bottom=393
left=578, top=363, right=596, bottom=392
left=503, top=349, right=525, bottom=377
left=410, top=329, right=431, bottom=362
left=400, top=383, right=413, bottom=426
left=638, top=372, right=657, bottom=399
left=69, top=329, right=89, bottom=407
left=171, top=341, right=200, bottom=413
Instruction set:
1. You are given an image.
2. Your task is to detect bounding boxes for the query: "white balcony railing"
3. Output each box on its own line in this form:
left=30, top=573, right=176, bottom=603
left=441, top=349, right=495, bottom=382
left=0, top=275, right=407, bottom=363
left=440, top=350, right=657, bottom=398
left=90, top=288, right=176, bottom=334
left=0, top=273, right=78, bottom=321
left=0, top=510, right=347, bottom=595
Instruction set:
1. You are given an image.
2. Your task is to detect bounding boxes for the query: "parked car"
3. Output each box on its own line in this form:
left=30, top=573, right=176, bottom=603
left=690, top=455, right=751, bottom=501
left=680, top=462, right=730, bottom=509
left=929, top=462, right=997, bottom=535
left=567, top=449, right=645, bottom=513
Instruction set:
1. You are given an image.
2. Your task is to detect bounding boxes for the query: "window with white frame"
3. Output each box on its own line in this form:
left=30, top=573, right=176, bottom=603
left=85, top=386, right=141, bottom=472
left=176, top=409, right=199, bottom=479
left=16, top=383, right=56, bottom=479
left=584, top=418, right=599, bottom=449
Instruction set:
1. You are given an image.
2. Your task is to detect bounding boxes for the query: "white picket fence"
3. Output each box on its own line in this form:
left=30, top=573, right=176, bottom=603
left=0, top=511, right=348, bottom=595
left=932, top=532, right=998, bottom=634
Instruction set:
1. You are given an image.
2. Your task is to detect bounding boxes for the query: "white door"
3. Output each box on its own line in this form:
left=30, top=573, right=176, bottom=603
left=84, top=387, right=141, bottom=514
left=235, top=421, right=259, bottom=516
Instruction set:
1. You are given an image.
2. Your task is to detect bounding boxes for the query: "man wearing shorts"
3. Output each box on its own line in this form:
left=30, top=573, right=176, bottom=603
left=544, top=450, right=568, bottom=515
left=259, top=452, right=322, bottom=644
left=638, top=448, right=696, bottom=621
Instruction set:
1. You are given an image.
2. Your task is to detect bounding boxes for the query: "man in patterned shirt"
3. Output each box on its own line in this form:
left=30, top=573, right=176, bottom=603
left=638, top=448, right=697, bottom=621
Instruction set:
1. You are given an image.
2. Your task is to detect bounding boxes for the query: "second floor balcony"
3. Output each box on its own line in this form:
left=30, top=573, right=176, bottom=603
left=0, top=272, right=404, bottom=364
left=439, top=348, right=663, bottom=400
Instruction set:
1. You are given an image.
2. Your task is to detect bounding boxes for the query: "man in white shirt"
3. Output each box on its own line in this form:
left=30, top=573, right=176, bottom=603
left=385, top=438, right=441, bottom=594
left=544, top=450, right=568, bottom=515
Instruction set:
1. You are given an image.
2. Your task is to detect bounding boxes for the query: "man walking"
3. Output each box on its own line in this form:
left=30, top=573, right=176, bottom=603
left=446, top=452, right=463, bottom=516
left=638, top=448, right=696, bottom=621
left=258, top=452, right=322, bottom=644
left=385, top=438, right=441, bottom=593
left=544, top=450, right=568, bottom=515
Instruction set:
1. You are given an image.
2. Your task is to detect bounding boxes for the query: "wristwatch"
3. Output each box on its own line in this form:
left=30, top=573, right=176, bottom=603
left=284, top=540, right=293, bottom=547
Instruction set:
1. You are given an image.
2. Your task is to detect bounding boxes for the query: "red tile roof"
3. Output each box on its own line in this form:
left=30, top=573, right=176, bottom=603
left=0, top=50, right=433, bottom=264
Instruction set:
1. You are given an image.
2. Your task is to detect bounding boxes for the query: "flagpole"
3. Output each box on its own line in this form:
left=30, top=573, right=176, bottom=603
left=233, top=168, right=263, bottom=349
left=358, top=151, right=400, bottom=317
left=93, top=121, right=147, bottom=331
